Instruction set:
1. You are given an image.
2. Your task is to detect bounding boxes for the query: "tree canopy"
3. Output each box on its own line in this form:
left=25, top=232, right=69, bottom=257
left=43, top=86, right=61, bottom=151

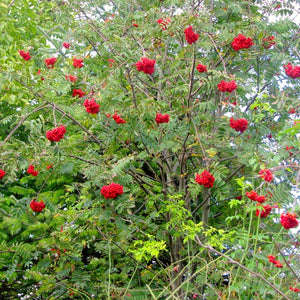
left=0, top=0, right=299, bottom=299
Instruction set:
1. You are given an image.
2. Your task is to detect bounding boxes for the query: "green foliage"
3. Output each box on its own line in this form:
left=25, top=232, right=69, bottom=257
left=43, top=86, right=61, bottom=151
left=129, top=237, right=167, bottom=262
left=0, top=0, right=299, bottom=298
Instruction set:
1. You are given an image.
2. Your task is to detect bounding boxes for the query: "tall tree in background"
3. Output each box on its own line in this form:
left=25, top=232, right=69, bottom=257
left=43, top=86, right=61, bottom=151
left=0, top=0, right=299, bottom=299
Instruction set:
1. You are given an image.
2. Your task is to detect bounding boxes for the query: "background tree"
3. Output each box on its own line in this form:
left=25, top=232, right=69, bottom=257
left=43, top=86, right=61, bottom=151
left=0, top=0, right=299, bottom=299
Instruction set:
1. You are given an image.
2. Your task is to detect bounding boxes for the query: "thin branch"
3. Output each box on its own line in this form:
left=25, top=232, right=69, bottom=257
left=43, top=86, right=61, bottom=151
left=219, top=155, right=238, bottom=162
left=13, top=77, right=103, bottom=145
left=125, top=169, right=154, bottom=188
left=187, top=46, right=196, bottom=109
left=133, top=82, right=153, bottom=100
left=270, top=164, right=300, bottom=172
left=191, top=83, right=203, bottom=98
left=0, top=250, right=17, bottom=254
left=53, top=103, right=57, bottom=126
left=51, top=104, right=102, bottom=145
left=195, top=237, right=291, bottom=300
left=96, top=226, right=157, bottom=275
left=133, top=169, right=161, bottom=183
left=0, top=102, right=49, bottom=148
left=282, top=28, right=300, bottom=54
left=126, top=67, right=138, bottom=109
left=68, top=154, right=101, bottom=166
left=272, top=238, right=300, bottom=282
left=192, top=192, right=211, bottom=215
left=207, top=33, right=227, bottom=74
left=294, top=169, right=300, bottom=209
left=85, top=36, right=102, bottom=58
left=135, top=74, right=159, bottom=90
left=36, top=162, right=60, bottom=199
left=245, top=82, right=271, bottom=112
left=191, top=119, right=208, bottom=163
left=224, top=164, right=245, bottom=183
left=76, top=5, right=116, bottom=55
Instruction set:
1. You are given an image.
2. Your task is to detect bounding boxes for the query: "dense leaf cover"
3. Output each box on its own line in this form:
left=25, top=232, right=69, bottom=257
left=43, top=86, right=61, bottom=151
left=0, top=0, right=299, bottom=299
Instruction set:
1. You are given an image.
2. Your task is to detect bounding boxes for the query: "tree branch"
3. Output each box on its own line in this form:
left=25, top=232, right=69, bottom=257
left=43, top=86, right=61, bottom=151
left=0, top=102, right=49, bottom=148
left=195, top=237, right=291, bottom=300
left=67, top=154, right=102, bottom=166
left=50, top=104, right=102, bottom=145
left=187, top=46, right=196, bottom=110
left=126, top=67, right=138, bottom=109
left=272, top=238, right=300, bottom=282
left=13, top=77, right=103, bottom=145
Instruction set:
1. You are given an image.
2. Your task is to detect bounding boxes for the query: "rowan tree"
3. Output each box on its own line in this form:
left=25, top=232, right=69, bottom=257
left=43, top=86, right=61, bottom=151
left=0, top=0, right=299, bottom=299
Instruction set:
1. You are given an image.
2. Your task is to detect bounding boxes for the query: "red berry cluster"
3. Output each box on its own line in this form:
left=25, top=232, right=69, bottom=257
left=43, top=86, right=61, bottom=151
left=27, top=164, right=39, bottom=176
left=289, top=108, right=296, bottom=114
left=286, top=146, right=293, bottom=156
left=155, top=113, right=170, bottom=124
left=46, top=125, right=66, bottom=142
left=46, top=164, right=53, bottom=170
left=65, top=75, right=77, bottom=82
left=195, top=170, right=215, bottom=188
left=113, top=113, right=125, bottom=124
left=218, top=80, right=237, bottom=93
left=196, top=64, right=207, bottom=73
left=63, top=42, right=70, bottom=49
left=136, top=58, right=156, bottom=75
left=18, top=50, right=31, bottom=61
left=101, top=182, right=124, bottom=199
left=274, top=4, right=281, bottom=10
left=108, top=59, right=115, bottom=67
left=84, top=99, right=100, bottom=114
left=284, top=63, right=300, bottom=79
left=280, top=212, right=299, bottom=229
left=72, top=88, right=85, bottom=98
left=255, top=204, right=273, bottom=218
left=0, top=168, right=6, bottom=180
left=104, top=14, right=115, bottom=23
left=262, top=36, right=276, bottom=49
left=246, top=190, right=266, bottom=203
left=231, top=34, right=254, bottom=51
left=184, top=26, right=199, bottom=44
left=157, top=17, right=171, bottom=30
left=267, top=255, right=283, bottom=268
left=37, top=69, right=44, bottom=80
left=30, top=199, right=45, bottom=212
left=44, top=57, right=57, bottom=68
left=289, top=286, right=300, bottom=293
left=73, top=58, right=84, bottom=68
left=229, top=117, right=248, bottom=133
left=259, top=169, right=273, bottom=182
